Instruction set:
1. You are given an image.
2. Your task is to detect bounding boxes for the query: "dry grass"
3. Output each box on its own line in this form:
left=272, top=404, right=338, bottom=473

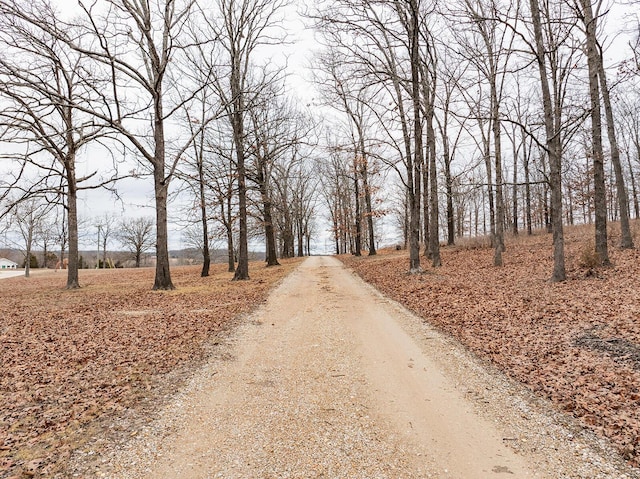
left=0, top=259, right=301, bottom=478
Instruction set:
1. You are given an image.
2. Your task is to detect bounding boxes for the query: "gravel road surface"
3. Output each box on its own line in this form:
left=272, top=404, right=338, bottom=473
left=99, top=256, right=637, bottom=478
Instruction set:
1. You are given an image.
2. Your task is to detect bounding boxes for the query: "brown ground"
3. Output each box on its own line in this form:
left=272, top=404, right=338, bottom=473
left=3, top=222, right=640, bottom=478
left=90, top=255, right=635, bottom=478
left=0, top=260, right=301, bottom=478
left=341, top=222, right=640, bottom=467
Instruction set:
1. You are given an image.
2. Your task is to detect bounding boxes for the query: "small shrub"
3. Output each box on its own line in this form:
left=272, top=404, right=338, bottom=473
left=455, top=235, right=492, bottom=251
left=578, top=242, right=601, bottom=270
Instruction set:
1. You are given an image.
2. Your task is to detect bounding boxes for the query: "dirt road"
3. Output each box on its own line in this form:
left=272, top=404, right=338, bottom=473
left=103, top=256, right=634, bottom=478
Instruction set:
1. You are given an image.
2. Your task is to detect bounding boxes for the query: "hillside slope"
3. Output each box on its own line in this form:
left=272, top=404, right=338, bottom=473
left=341, top=223, right=640, bottom=466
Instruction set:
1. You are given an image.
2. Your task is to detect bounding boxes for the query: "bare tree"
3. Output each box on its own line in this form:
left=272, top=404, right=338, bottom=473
left=0, top=0, right=120, bottom=288
left=208, top=133, right=238, bottom=273
left=62, top=0, right=210, bottom=289
left=433, top=50, right=468, bottom=246
left=37, top=209, right=59, bottom=269
left=450, top=0, right=519, bottom=266
left=312, top=0, right=424, bottom=271
left=577, top=0, right=610, bottom=265
left=117, top=217, right=155, bottom=268
left=178, top=91, right=220, bottom=277
left=314, top=50, right=383, bottom=257
left=4, top=197, right=51, bottom=277
left=318, top=146, right=355, bottom=255
left=181, top=221, right=220, bottom=264
left=95, top=214, right=116, bottom=269
left=577, top=0, right=633, bottom=249
left=206, top=0, right=289, bottom=280
left=616, top=93, right=640, bottom=219
left=527, top=0, right=568, bottom=281
left=245, top=89, right=310, bottom=266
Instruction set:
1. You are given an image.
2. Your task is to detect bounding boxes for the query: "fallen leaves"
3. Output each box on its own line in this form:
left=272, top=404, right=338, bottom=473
left=342, top=224, right=640, bottom=466
left=0, top=260, right=300, bottom=478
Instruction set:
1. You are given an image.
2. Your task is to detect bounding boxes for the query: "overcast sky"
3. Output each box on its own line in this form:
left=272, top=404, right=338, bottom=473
left=70, top=0, right=321, bottom=252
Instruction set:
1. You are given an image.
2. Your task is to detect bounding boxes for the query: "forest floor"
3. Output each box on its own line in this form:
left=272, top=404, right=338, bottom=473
left=0, top=260, right=301, bottom=478
left=341, top=221, right=640, bottom=470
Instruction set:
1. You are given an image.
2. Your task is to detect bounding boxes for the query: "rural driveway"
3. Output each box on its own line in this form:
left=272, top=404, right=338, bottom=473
left=0, top=270, right=24, bottom=280
left=104, top=256, right=632, bottom=478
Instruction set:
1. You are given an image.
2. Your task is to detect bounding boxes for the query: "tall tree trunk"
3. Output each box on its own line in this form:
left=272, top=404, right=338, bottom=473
left=66, top=161, right=80, bottom=289
left=361, top=157, right=377, bottom=256
left=281, top=206, right=295, bottom=258
left=25, top=226, right=32, bottom=278
left=225, top=198, right=235, bottom=273
left=481, top=120, right=496, bottom=246
left=492, top=89, right=505, bottom=266
left=198, top=148, right=210, bottom=277
left=597, top=51, right=633, bottom=248
left=580, top=0, right=610, bottom=265
left=379, top=6, right=416, bottom=265
left=259, top=164, right=280, bottom=266
left=512, top=131, right=519, bottom=235
left=628, top=148, right=639, bottom=218
left=353, top=165, right=362, bottom=256
left=297, top=218, right=304, bottom=257
left=102, top=236, right=107, bottom=269
left=404, top=190, right=409, bottom=249
left=530, top=0, right=566, bottom=281
left=333, top=214, right=340, bottom=254
left=231, top=88, right=249, bottom=279
left=152, top=90, right=174, bottom=290
left=234, top=158, right=249, bottom=280
left=264, top=199, right=280, bottom=265
left=153, top=171, right=173, bottom=289
left=200, top=205, right=210, bottom=277
left=408, top=0, right=423, bottom=273
left=422, top=146, right=429, bottom=256
left=426, top=101, right=441, bottom=267
left=444, top=134, right=455, bottom=245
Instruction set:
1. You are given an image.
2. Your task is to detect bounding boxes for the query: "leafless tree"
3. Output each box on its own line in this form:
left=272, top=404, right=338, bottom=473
left=574, top=0, right=633, bottom=251
left=615, top=93, right=640, bottom=219
left=205, top=0, right=289, bottom=280
left=576, top=0, right=610, bottom=265
left=4, top=196, right=52, bottom=277
left=117, top=217, right=155, bottom=268
left=449, top=0, right=520, bottom=266
left=177, top=81, right=222, bottom=277
left=0, top=0, right=121, bottom=288
left=314, top=49, right=383, bottom=257
left=245, top=88, right=311, bottom=266
left=58, top=0, right=212, bottom=289
left=526, top=0, right=570, bottom=281
left=312, top=0, right=425, bottom=271
left=432, top=49, right=468, bottom=246
left=318, top=145, right=355, bottom=255
left=95, top=214, right=116, bottom=269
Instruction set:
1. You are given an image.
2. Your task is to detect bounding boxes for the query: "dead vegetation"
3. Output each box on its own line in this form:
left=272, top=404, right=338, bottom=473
left=0, top=260, right=301, bottom=478
left=341, top=222, right=640, bottom=466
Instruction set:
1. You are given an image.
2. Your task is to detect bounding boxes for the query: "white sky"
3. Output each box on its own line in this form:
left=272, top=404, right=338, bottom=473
left=73, top=0, right=322, bottom=251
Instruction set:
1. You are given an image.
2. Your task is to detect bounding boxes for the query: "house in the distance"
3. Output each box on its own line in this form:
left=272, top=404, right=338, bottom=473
left=0, top=258, right=18, bottom=269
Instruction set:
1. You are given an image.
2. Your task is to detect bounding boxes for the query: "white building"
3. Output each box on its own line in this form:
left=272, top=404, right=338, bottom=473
left=0, top=258, right=18, bottom=269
